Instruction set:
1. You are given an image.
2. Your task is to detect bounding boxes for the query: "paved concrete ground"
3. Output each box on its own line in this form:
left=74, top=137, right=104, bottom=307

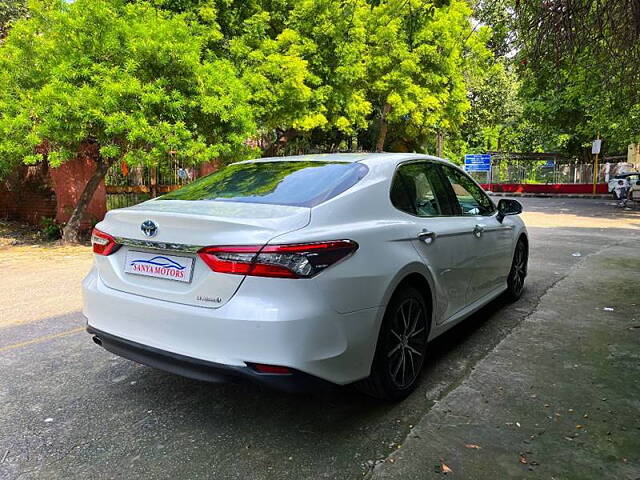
left=372, top=242, right=640, bottom=479
left=0, top=198, right=639, bottom=479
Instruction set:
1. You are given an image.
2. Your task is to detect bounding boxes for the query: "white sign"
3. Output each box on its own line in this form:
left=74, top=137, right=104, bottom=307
left=592, top=139, right=602, bottom=155
left=124, top=250, right=194, bottom=283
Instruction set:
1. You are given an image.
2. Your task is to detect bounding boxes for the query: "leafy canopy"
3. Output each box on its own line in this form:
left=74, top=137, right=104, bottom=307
left=0, top=0, right=257, bottom=177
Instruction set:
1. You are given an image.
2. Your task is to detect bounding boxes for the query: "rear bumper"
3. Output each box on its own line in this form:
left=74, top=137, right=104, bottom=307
left=82, top=268, right=381, bottom=385
left=87, top=326, right=332, bottom=393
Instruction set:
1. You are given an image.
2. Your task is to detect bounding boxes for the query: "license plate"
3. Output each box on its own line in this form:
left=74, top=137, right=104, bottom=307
left=124, top=250, right=194, bottom=283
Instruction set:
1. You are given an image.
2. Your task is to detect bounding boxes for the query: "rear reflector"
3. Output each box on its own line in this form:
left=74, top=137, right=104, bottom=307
left=91, top=228, right=120, bottom=256
left=198, top=240, right=358, bottom=278
left=250, top=364, right=293, bottom=375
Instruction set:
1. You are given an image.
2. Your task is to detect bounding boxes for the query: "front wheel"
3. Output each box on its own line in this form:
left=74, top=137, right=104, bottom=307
left=356, top=286, right=429, bottom=401
left=504, top=238, right=528, bottom=301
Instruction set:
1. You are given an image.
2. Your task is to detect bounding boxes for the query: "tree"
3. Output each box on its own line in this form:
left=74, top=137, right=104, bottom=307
left=240, top=0, right=477, bottom=154
left=229, top=8, right=331, bottom=155
left=0, top=0, right=26, bottom=39
left=362, top=0, right=473, bottom=152
left=147, top=0, right=491, bottom=157
left=0, top=0, right=256, bottom=242
left=513, top=0, right=640, bottom=157
left=460, top=54, right=524, bottom=154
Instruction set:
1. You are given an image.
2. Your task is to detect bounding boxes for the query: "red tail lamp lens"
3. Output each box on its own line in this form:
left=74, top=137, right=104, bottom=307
left=198, top=240, right=358, bottom=278
left=250, top=364, right=293, bottom=375
left=91, top=228, right=120, bottom=256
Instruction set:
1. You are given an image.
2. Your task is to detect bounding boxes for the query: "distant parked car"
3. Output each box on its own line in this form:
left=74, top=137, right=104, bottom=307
left=608, top=173, right=640, bottom=199
left=84, top=153, right=528, bottom=400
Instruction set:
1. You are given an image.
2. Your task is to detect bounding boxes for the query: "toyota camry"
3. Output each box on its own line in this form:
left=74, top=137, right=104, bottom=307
left=84, top=153, right=528, bottom=400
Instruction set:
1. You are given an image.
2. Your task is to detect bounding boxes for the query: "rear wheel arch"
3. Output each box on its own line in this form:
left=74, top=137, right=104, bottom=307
left=379, top=266, right=436, bottom=328
left=377, top=270, right=435, bottom=348
left=393, top=272, right=434, bottom=320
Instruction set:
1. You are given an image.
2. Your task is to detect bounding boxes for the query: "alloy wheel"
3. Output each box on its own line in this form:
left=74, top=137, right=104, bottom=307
left=510, top=242, right=527, bottom=295
left=386, top=297, right=427, bottom=389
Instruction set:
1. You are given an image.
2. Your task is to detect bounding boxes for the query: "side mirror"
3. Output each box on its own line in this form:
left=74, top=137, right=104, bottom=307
left=497, top=199, right=523, bottom=223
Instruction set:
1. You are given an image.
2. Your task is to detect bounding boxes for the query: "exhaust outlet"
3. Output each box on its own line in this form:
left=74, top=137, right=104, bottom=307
left=92, top=336, right=102, bottom=346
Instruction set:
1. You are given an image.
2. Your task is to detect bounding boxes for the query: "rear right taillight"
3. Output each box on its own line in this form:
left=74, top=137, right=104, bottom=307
left=91, top=228, right=120, bottom=256
left=198, top=240, right=358, bottom=278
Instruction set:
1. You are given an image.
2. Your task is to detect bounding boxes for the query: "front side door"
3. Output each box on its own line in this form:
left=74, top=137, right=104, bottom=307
left=437, top=164, right=513, bottom=302
left=390, top=161, right=477, bottom=322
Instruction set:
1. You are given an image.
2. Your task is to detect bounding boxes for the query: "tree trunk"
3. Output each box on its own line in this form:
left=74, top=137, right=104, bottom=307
left=375, top=103, right=392, bottom=152
left=61, top=156, right=113, bottom=244
left=435, top=130, right=444, bottom=157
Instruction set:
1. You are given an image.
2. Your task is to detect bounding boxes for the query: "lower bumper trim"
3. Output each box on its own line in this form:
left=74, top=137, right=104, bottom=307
left=87, top=326, right=334, bottom=393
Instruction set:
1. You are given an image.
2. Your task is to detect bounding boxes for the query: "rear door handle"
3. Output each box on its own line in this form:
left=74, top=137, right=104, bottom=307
left=473, top=224, right=485, bottom=237
left=417, top=230, right=436, bottom=243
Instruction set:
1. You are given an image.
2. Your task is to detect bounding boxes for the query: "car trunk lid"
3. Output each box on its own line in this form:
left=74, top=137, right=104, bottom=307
left=93, top=200, right=310, bottom=308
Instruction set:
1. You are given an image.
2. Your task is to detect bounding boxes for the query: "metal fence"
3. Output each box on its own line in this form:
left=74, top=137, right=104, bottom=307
left=466, top=155, right=632, bottom=186
left=106, top=154, right=632, bottom=209
left=105, top=160, right=200, bottom=210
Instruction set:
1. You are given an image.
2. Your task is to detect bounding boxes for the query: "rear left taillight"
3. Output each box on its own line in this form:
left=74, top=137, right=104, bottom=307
left=91, top=228, right=120, bottom=256
left=198, top=240, right=358, bottom=278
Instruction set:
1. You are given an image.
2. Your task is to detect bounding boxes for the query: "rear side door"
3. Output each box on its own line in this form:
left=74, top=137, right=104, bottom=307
left=390, top=161, right=477, bottom=322
left=437, top=164, right=513, bottom=302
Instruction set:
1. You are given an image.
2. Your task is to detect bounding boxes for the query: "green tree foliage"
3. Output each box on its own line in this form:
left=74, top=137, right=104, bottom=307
left=199, top=0, right=480, bottom=154
left=514, top=0, right=640, bottom=157
left=0, top=0, right=257, bottom=241
left=362, top=0, right=473, bottom=152
left=0, top=0, right=26, bottom=39
left=461, top=62, right=523, bottom=153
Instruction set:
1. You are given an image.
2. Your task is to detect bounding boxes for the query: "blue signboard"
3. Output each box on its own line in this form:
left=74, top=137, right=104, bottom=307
left=464, top=154, right=491, bottom=172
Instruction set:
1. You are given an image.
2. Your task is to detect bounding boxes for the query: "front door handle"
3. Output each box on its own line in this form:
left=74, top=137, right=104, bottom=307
left=473, top=224, right=485, bottom=238
left=417, top=230, right=436, bottom=244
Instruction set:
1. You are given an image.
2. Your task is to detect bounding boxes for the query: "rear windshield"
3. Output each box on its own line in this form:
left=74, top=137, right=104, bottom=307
left=159, top=161, right=369, bottom=207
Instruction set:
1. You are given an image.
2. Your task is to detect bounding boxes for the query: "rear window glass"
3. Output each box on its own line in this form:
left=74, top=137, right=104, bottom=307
left=159, top=161, right=369, bottom=207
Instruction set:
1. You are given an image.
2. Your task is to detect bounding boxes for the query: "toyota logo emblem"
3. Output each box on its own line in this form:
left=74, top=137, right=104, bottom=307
left=141, top=220, right=158, bottom=237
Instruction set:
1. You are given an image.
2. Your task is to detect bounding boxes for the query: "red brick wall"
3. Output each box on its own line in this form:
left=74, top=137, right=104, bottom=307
left=198, top=161, right=220, bottom=177
left=0, top=164, right=57, bottom=225
left=49, top=143, right=107, bottom=229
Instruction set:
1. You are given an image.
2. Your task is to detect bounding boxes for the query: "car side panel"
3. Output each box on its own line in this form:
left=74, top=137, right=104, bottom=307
left=270, top=161, right=449, bottom=325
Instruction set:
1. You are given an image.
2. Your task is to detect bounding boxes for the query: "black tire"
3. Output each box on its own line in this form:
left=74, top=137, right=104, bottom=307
left=612, top=191, right=619, bottom=200
left=356, top=286, right=430, bottom=401
left=504, top=238, right=528, bottom=301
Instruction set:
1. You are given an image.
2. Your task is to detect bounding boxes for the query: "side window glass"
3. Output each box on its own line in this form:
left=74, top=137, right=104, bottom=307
left=440, top=166, right=495, bottom=216
left=390, top=169, right=417, bottom=215
left=390, top=163, right=452, bottom=217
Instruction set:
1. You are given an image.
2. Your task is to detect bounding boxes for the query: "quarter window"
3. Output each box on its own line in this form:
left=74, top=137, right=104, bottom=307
left=390, top=162, right=453, bottom=216
left=439, top=165, right=495, bottom=216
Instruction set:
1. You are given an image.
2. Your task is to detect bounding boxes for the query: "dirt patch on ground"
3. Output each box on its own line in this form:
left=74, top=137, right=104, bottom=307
left=0, top=220, right=49, bottom=248
left=0, top=221, right=93, bottom=327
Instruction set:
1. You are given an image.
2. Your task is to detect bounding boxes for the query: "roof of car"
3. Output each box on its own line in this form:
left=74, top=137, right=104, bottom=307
left=234, top=152, right=451, bottom=166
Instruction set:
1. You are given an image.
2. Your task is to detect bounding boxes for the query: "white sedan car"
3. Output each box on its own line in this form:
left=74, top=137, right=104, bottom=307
left=84, top=153, right=528, bottom=400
